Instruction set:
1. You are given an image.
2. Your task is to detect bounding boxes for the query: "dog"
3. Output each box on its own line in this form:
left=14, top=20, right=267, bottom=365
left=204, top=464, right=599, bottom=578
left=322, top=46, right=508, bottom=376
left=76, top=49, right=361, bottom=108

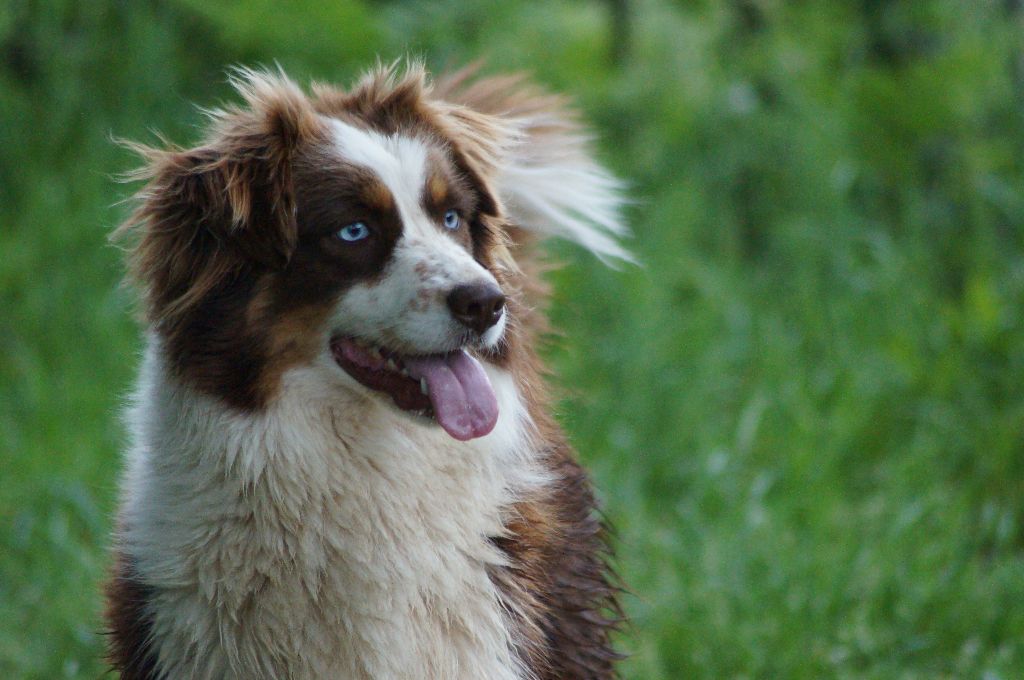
left=105, top=63, right=629, bottom=680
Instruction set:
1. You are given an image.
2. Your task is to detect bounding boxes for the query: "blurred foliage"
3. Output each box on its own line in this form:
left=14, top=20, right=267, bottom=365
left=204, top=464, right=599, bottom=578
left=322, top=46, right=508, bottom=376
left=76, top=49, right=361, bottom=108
left=3, top=0, right=1024, bottom=678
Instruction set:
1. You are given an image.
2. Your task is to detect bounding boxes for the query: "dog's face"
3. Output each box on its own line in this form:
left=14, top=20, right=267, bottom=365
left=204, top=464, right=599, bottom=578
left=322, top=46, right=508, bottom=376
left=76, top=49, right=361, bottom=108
left=312, top=120, right=507, bottom=350
left=125, top=69, right=518, bottom=440
left=288, top=120, right=509, bottom=439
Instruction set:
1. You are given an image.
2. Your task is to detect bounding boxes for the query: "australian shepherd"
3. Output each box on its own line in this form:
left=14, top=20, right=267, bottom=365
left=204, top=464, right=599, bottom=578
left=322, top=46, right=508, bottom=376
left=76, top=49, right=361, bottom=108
left=105, top=63, right=628, bottom=679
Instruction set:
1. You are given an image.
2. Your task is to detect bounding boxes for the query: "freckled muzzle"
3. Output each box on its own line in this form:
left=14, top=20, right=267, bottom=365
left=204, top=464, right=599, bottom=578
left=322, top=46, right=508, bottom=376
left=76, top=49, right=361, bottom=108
left=330, top=336, right=499, bottom=441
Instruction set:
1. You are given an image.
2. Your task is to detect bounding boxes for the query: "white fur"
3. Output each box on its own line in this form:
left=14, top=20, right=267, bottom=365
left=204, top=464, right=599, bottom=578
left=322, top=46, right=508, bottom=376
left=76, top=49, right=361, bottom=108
left=331, top=119, right=430, bottom=217
left=120, top=340, right=546, bottom=679
left=498, top=115, right=634, bottom=265
left=328, top=119, right=505, bottom=353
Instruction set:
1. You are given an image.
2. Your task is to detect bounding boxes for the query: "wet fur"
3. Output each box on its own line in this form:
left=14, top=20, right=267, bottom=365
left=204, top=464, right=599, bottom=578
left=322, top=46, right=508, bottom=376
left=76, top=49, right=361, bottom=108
left=105, top=63, right=626, bottom=679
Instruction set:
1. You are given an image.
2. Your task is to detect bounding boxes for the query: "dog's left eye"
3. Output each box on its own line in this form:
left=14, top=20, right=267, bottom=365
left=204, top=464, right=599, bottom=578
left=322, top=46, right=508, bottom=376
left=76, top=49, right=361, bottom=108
left=337, top=221, right=370, bottom=242
left=443, top=209, right=460, bottom=230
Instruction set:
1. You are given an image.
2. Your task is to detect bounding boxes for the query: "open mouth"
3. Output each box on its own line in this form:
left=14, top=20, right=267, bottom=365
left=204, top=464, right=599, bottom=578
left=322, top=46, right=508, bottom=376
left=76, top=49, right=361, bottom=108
left=330, top=336, right=499, bottom=441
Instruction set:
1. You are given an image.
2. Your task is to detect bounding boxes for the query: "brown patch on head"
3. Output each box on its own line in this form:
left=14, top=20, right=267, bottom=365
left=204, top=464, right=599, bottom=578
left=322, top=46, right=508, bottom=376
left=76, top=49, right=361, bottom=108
left=116, top=69, right=323, bottom=317
left=427, top=172, right=449, bottom=207
left=362, top=177, right=394, bottom=213
left=288, top=152, right=406, bottom=285
left=416, top=154, right=479, bottom=253
left=313, top=62, right=434, bottom=135
left=114, top=69, right=395, bottom=411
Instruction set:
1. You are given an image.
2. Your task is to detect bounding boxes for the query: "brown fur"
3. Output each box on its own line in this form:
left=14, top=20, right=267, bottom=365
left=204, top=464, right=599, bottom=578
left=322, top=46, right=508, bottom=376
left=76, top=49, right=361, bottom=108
left=108, top=63, right=622, bottom=679
left=104, top=548, right=159, bottom=679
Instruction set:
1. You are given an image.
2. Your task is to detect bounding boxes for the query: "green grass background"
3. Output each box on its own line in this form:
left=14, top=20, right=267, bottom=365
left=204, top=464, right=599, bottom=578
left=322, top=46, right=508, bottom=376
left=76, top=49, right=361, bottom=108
left=3, top=1, right=1024, bottom=677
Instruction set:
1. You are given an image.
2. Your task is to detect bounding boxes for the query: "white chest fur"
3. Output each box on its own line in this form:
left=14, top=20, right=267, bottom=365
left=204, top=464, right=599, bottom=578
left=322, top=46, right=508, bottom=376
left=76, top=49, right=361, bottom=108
left=119, top=345, right=543, bottom=680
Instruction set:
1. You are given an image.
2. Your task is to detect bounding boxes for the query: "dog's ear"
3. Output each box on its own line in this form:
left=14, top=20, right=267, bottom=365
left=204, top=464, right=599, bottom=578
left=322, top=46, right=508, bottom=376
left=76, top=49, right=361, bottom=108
left=430, top=101, right=519, bottom=221
left=433, top=69, right=633, bottom=265
left=186, top=69, right=322, bottom=268
left=117, top=69, right=323, bottom=320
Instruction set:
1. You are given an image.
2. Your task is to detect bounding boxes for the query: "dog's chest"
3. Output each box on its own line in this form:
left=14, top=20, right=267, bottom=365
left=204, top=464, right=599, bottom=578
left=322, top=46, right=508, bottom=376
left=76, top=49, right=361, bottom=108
left=125, top=361, right=535, bottom=680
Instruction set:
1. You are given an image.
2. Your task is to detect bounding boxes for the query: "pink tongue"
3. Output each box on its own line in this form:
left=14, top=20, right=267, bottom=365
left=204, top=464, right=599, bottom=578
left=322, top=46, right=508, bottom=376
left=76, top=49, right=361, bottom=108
left=404, top=350, right=499, bottom=441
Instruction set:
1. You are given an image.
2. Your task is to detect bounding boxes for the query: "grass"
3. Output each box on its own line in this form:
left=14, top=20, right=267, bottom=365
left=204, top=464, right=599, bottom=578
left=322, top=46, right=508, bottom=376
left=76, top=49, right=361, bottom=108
left=3, top=0, right=1024, bottom=677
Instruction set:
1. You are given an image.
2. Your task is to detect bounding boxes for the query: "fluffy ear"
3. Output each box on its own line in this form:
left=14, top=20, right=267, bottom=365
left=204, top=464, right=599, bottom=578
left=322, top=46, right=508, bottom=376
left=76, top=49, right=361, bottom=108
left=183, top=67, right=323, bottom=268
left=116, top=69, right=322, bottom=320
left=430, top=100, right=522, bottom=220
left=434, top=70, right=633, bottom=265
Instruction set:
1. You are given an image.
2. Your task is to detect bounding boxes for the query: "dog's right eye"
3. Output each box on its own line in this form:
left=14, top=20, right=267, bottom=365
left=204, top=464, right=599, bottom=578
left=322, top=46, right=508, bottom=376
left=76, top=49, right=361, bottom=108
left=337, top=221, right=370, bottom=242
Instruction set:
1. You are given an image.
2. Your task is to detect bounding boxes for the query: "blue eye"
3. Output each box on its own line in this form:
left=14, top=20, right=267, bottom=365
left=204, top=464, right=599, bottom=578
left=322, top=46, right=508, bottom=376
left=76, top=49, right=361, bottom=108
left=338, top=221, right=370, bottom=242
left=443, top=209, right=460, bottom=230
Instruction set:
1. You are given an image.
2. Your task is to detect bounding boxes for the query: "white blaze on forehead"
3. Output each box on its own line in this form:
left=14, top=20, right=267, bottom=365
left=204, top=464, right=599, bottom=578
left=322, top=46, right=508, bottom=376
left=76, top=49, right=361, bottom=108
left=329, top=118, right=429, bottom=230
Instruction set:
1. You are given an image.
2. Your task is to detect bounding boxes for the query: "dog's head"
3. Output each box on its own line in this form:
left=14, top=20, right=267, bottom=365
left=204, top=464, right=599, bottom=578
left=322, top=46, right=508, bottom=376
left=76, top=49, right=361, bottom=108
left=119, top=65, right=627, bottom=441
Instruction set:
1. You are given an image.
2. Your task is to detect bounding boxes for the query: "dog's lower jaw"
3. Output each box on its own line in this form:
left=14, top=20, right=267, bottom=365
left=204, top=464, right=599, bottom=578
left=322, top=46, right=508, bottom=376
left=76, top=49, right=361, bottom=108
left=112, top=342, right=544, bottom=680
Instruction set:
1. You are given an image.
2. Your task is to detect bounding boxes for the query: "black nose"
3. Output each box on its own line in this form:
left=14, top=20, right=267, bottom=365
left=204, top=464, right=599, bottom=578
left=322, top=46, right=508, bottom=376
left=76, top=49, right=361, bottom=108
left=447, top=283, right=506, bottom=335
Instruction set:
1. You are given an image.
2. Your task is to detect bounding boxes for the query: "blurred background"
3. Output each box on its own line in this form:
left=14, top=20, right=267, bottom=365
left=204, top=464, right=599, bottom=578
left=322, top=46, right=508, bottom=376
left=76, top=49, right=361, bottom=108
left=3, top=0, right=1024, bottom=677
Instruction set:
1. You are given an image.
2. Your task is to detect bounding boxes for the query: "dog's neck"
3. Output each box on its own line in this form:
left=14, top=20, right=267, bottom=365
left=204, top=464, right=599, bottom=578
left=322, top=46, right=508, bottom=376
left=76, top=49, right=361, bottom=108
left=118, top=340, right=545, bottom=679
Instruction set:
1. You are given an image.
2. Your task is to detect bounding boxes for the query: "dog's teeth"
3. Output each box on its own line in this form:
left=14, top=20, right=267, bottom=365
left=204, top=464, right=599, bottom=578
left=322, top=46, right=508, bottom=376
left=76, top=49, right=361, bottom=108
left=386, top=358, right=399, bottom=371
left=420, top=378, right=428, bottom=395
left=369, top=347, right=382, bottom=360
